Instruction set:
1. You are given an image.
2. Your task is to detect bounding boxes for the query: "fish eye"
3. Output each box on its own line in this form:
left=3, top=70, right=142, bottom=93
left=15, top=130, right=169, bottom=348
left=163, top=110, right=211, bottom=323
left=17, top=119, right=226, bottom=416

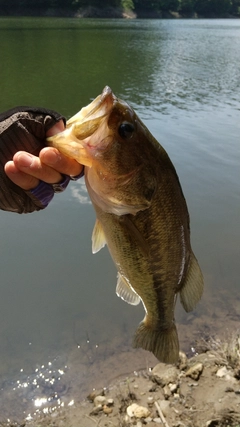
left=118, top=122, right=135, bottom=139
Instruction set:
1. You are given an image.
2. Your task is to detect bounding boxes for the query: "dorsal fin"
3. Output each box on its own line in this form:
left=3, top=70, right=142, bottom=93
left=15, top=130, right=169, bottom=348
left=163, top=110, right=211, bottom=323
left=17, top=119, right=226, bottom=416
left=116, top=273, right=141, bottom=306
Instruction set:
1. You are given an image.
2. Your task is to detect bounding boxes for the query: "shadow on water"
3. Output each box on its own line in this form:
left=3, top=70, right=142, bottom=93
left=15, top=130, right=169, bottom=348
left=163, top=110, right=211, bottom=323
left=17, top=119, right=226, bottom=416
left=0, top=17, right=240, bottom=422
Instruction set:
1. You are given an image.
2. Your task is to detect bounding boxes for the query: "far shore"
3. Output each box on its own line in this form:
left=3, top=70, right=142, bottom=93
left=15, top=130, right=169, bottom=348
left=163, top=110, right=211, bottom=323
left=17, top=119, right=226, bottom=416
left=0, top=6, right=240, bottom=19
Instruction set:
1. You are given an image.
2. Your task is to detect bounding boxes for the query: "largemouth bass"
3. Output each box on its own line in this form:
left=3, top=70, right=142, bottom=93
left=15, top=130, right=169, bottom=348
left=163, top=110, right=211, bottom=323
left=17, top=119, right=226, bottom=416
left=47, top=86, right=204, bottom=364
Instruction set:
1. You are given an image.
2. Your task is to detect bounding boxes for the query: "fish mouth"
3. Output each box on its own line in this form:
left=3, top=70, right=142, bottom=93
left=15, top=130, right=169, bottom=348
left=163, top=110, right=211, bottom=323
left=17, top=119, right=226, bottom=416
left=67, top=86, right=116, bottom=127
left=47, top=86, right=117, bottom=166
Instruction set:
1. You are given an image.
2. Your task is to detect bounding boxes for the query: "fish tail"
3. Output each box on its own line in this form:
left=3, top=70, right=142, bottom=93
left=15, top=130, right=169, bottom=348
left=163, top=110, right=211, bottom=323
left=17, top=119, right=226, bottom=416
left=133, top=320, right=179, bottom=364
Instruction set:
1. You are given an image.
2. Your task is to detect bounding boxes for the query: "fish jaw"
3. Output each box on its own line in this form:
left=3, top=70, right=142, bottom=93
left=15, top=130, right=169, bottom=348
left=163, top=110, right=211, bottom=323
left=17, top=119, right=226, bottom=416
left=47, top=86, right=116, bottom=167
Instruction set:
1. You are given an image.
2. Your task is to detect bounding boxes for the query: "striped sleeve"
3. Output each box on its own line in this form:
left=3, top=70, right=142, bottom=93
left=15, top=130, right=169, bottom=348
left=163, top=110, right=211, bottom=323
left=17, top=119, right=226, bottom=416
left=0, top=107, right=65, bottom=213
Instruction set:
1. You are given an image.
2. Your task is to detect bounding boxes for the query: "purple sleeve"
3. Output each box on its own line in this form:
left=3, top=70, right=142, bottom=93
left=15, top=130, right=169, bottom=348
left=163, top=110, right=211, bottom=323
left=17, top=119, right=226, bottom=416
left=28, top=169, right=84, bottom=208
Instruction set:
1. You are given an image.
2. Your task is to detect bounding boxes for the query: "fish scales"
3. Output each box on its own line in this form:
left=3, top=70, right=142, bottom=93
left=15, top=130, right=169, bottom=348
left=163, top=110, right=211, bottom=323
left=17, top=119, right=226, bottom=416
left=47, top=86, right=204, bottom=364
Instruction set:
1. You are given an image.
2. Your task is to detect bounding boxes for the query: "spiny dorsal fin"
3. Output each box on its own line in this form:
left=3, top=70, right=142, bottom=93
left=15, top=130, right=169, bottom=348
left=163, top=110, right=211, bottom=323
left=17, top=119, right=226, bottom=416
left=92, top=219, right=106, bottom=254
left=180, top=253, right=204, bottom=313
left=116, top=273, right=141, bottom=306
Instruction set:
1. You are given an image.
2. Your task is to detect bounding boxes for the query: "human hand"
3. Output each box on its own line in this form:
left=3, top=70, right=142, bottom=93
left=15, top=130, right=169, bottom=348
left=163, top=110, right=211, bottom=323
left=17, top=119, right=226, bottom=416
left=4, top=121, right=83, bottom=191
left=0, top=106, right=84, bottom=213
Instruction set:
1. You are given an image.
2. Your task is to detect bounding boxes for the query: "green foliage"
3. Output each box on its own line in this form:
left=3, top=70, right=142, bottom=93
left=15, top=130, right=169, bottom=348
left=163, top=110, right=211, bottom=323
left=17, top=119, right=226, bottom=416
left=122, top=0, right=134, bottom=10
left=179, top=0, right=196, bottom=14
left=159, top=0, right=180, bottom=11
left=195, top=0, right=231, bottom=16
left=0, top=0, right=239, bottom=16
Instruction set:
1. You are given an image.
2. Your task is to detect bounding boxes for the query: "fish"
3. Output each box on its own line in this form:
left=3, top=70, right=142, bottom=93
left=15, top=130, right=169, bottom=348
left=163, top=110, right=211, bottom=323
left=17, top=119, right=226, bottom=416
left=47, top=86, right=204, bottom=364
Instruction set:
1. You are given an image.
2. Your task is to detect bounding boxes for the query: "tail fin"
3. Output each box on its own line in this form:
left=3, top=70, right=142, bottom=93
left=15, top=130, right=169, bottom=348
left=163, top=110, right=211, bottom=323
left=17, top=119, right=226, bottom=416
left=180, top=253, right=204, bottom=313
left=133, top=321, right=179, bottom=364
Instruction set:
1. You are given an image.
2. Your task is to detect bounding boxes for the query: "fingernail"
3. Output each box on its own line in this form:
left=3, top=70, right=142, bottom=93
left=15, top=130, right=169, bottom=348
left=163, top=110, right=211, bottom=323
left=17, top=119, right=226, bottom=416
left=16, top=153, right=33, bottom=168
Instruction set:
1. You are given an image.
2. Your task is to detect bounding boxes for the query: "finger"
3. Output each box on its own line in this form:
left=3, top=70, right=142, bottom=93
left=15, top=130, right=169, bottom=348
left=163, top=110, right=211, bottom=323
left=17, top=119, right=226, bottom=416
left=4, top=161, right=40, bottom=190
left=39, top=147, right=83, bottom=177
left=12, top=152, right=63, bottom=185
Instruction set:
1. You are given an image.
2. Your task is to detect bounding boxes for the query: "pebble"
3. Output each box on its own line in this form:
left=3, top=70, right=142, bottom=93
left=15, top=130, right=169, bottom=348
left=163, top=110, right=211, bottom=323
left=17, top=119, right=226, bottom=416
left=185, top=363, right=203, bottom=380
left=178, top=351, right=188, bottom=370
left=215, top=368, right=238, bottom=385
left=163, top=384, right=171, bottom=399
left=93, top=395, right=107, bottom=406
left=147, top=396, right=154, bottom=406
left=90, top=404, right=103, bottom=415
left=87, top=388, right=105, bottom=402
left=103, top=404, right=113, bottom=415
left=169, top=383, right=178, bottom=393
left=151, top=363, right=179, bottom=386
left=216, top=366, right=232, bottom=378
left=153, top=417, right=162, bottom=423
left=225, top=387, right=234, bottom=392
left=106, top=398, right=114, bottom=406
left=127, top=403, right=150, bottom=418
left=158, top=399, right=170, bottom=416
left=216, top=366, right=228, bottom=378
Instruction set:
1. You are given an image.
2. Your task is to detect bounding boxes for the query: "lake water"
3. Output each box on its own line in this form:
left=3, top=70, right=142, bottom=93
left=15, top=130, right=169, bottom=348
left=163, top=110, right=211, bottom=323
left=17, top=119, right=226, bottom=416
left=0, top=17, right=240, bottom=422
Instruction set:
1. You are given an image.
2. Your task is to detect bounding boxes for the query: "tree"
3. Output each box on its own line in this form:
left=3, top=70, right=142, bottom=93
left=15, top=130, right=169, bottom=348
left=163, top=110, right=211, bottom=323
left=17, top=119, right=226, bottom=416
left=179, top=0, right=196, bottom=14
left=195, top=0, right=231, bottom=16
left=231, top=0, right=240, bottom=14
left=133, top=0, right=180, bottom=11
left=159, top=0, right=180, bottom=11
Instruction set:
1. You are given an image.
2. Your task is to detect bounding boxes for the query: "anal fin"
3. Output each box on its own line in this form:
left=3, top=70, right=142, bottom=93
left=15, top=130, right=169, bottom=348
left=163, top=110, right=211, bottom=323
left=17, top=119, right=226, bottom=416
left=180, top=253, right=204, bottom=313
left=116, top=273, right=141, bottom=306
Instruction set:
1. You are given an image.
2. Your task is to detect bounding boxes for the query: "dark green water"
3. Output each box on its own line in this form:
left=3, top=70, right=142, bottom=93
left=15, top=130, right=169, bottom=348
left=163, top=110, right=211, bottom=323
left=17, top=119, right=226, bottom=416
left=0, top=17, right=240, bottom=421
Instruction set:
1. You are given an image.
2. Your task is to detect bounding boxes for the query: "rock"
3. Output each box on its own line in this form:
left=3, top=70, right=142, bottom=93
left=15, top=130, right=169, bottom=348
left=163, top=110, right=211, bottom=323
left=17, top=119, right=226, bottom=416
left=169, top=383, right=178, bottom=393
left=87, top=388, right=105, bottom=402
left=103, top=404, right=113, bottom=414
left=151, top=363, right=179, bottom=386
left=158, top=399, right=171, bottom=416
left=234, top=364, right=240, bottom=379
left=216, top=366, right=229, bottom=378
left=89, top=404, right=103, bottom=415
left=149, top=383, right=158, bottom=392
left=216, top=366, right=237, bottom=384
left=163, top=385, right=171, bottom=399
left=147, top=396, right=154, bottom=407
left=185, top=363, right=203, bottom=380
left=106, top=398, right=114, bottom=406
left=127, top=403, right=150, bottom=418
left=153, top=418, right=162, bottom=423
left=225, top=387, right=234, bottom=392
left=93, top=395, right=106, bottom=406
left=178, top=351, right=188, bottom=370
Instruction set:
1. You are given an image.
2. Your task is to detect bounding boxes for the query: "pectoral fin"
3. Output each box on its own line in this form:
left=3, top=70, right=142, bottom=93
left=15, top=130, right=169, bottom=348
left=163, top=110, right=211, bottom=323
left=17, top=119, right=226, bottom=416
left=180, top=253, right=204, bottom=313
left=92, top=219, right=106, bottom=254
left=116, top=273, right=140, bottom=306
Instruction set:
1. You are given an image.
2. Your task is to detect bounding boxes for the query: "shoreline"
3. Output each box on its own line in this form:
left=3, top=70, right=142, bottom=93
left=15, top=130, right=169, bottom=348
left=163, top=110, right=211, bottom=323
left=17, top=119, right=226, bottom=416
left=2, top=331, right=240, bottom=427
